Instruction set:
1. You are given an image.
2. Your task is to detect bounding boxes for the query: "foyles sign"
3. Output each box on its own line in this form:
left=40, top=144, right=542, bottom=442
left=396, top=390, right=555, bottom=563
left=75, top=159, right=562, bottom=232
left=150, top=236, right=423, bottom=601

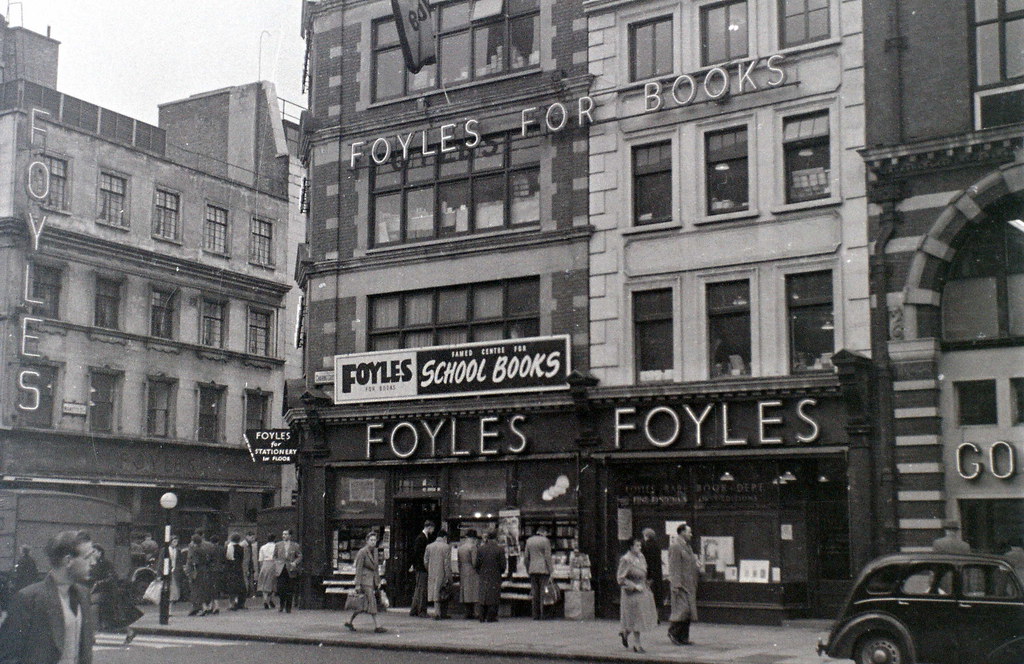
left=333, top=335, right=570, bottom=404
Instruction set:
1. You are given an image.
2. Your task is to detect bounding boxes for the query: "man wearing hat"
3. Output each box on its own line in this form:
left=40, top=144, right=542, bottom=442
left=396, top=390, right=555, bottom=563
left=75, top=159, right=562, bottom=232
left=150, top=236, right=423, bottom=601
left=932, top=520, right=971, bottom=553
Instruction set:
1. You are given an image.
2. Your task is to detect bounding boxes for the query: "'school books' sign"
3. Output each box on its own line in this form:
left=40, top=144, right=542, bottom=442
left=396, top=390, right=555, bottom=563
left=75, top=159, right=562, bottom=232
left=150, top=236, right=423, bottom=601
left=333, top=335, right=570, bottom=404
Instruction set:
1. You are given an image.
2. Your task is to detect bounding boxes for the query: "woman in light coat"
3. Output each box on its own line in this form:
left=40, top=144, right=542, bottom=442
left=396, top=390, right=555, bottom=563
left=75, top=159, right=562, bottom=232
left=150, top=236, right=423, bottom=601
left=617, top=537, right=658, bottom=653
left=345, top=530, right=386, bottom=632
left=256, top=533, right=279, bottom=609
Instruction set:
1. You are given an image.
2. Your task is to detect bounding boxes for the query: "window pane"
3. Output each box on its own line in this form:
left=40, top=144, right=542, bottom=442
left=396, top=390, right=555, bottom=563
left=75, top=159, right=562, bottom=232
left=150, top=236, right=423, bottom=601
left=509, top=14, right=539, bottom=70
left=371, top=334, right=401, bottom=351
left=438, top=327, right=470, bottom=345
left=1012, top=377, right=1024, bottom=424
left=440, top=145, right=471, bottom=176
left=375, top=48, right=405, bottom=100
left=634, top=289, right=673, bottom=375
left=90, top=373, right=115, bottom=432
left=703, top=5, right=727, bottom=64
left=406, top=186, right=435, bottom=240
left=441, top=2, right=471, bottom=30
left=474, top=175, right=505, bottom=229
left=507, top=279, right=539, bottom=316
left=405, top=292, right=434, bottom=326
left=474, top=22, right=506, bottom=77
left=631, top=22, right=655, bottom=80
left=372, top=295, right=401, bottom=329
left=511, top=135, right=541, bottom=166
left=975, top=0, right=998, bottom=22
left=473, top=284, right=503, bottom=319
left=785, top=130, right=831, bottom=203
left=407, top=151, right=435, bottom=183
left=707, top=281, right=750, bottom=378
left=147, top=382, right=171, bottom=437
left=374, top=192, right=401, bottom=244
left=473, top=134, right=506, bottom=171
left=977, top=24, right=1001, bottom=86
left=510, top=169, right=540, bottom=224
left=441, top=33, right=472, bottom=84
left=950, top=222, right=1004, bottom=278
left=408, top=64, right=436, bottom=92
left=957, top=380, right=998, bottom=425
left=1007, top=18, right=1024, bottom=79
left=376, top=20, right=400, bottom=47
left=472, top=324, right=504, bottom=342
left=438, top=288, right=469, bottom=322
left=727, top=1, right=748, bottom=58
left=1008, top=274, right=1024, bottom=334
left=943, top=278, right=1000, bottom=340
left=439, top=180, right=471, bottom=233
left=807, top=6, right=829, bottom=41
left=706, top=128, right=749, bottom=215
left=654, top=18, right=673, bottom=76
left=404, top=330, right=434, bottom=348
left=790, top=306, right=834, bottom=371
left=508, top=319, right=539, bottom=338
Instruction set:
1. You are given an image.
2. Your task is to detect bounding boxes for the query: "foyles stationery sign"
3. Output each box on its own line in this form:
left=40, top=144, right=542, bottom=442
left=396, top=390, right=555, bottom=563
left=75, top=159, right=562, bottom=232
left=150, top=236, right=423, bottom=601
left=333, top=335, right=570, bottom=404
left=244, top=429, right=298, bottom=464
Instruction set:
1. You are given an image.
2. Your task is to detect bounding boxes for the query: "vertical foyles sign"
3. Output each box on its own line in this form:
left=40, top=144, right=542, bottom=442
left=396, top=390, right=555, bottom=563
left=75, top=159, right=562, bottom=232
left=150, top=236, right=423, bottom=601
left=390, top=0, right=436, bottom=74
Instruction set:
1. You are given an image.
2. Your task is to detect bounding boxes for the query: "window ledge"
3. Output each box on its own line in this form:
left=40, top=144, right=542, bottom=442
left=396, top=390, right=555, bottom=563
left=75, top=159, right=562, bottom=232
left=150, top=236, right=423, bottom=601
left=96, top=219, right=131, bottom=232
left=248, top=261, right=277, bottom=271
left=770, top=197, right=842, bottom=215
left=365, top=224, right=541, bottom=254
left=39, top=205, right=71, bottom=217
left=152, top=234, right=183, bottom=247
left=774, top=37, right=842, bottom=59
left=202, top=249, right=231, bottom=260
left=622, top=220, right=681, bottom=236
left=695, top=209, right=760, bottom=225
left=367, top=68, right=543, bottom=110
left=942, top=337, right=1024, bottom=352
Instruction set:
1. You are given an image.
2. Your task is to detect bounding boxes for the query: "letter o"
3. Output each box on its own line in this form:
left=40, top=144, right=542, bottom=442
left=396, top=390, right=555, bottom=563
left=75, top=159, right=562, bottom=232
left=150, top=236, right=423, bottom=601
left=27, top=161, right=50, bottom=200
left=545, top=103, right=568, bottom=132
left=371, top=137, right=392, bottom=164
left=671, top=74, right=697, bottom=106
left=703, top=67, right=730, bottom=99
left=990, top=441, right=1016, bottom=480
left=644, top=406, right=681, bottom=448
left=390, top=421, right=419, bottom=459
left=957, top=442, right=983, bottom=480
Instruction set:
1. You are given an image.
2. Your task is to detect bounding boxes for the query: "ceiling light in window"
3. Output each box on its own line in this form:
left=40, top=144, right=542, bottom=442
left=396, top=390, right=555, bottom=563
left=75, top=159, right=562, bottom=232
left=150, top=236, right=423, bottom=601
left=779, top=470, right=797, bottom=482
left=797, top=148, right=815, bottom=157
left=714, top=163, right=730, bottom=171
left=728, top=23, right=740, bottom=32
left=719, top=471, right=735, bottom=482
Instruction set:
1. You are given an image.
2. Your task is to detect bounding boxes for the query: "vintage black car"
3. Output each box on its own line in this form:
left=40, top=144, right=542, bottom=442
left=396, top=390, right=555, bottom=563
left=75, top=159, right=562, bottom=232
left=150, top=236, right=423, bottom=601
left=817, top=552, right=1024, bottom=664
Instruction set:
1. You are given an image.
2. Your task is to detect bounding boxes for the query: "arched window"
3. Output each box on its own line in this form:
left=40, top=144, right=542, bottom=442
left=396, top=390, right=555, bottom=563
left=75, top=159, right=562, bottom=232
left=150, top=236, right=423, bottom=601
left=942, top=201, right=1024, bottom=342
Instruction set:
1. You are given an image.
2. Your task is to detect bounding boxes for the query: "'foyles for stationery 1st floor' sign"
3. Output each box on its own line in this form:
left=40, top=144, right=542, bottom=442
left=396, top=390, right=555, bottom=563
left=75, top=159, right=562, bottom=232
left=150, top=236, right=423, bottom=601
left=334, top=335, right=570, bottom=404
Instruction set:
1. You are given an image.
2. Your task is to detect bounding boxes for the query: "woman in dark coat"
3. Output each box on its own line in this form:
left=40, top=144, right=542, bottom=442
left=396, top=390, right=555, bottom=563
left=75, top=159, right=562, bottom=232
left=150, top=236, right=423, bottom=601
left=186, top=533, right=214, bottom=615
left=473, top=529, right=507, bottom=623
left=224, top=534, right=248, bottom=610
left=91, top=544, right=143, bottom=632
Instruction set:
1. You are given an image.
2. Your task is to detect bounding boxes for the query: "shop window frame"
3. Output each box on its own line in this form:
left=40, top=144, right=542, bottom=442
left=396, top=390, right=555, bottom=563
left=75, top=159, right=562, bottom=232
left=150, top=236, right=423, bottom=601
left=88, top=369, right=121, bottom=433
left=786, top=270, right=834, bottom=373
left=632, top=287, right=675, bottom=382
left=93, top=275, right=122, bottom=330
left=782, top=110, right=831, bottom=204
left=702, top=123, right=754, bottom=219
left=631, top=140, right=674, bottom=226
left=97, top=170, right=129, bottom=228
left=29, top=262, right=63, bottom=320
left=152, top=187, right=181, bottom=242
left=146, top=376, right=176, bottom=438
left=368, top=277, right=540, bottom=351
left=706, top=278, right=752, bottom=379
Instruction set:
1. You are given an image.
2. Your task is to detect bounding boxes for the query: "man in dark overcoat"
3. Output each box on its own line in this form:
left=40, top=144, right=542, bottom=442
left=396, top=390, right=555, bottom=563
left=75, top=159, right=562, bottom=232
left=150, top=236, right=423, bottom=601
left=473, top=529, right=506, bottom=622
left=640, top=528, right=664, bottom=622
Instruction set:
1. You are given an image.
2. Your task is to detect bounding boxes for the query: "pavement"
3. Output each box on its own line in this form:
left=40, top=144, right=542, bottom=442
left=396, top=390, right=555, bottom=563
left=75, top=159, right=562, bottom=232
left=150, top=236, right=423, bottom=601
left=127, top=603, right=847, bottom=664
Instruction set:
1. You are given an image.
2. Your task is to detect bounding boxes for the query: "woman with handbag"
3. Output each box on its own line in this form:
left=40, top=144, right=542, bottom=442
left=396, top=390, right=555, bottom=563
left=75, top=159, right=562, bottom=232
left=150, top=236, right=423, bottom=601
left=616, top=537, right=658, bottom=653
left=344, top=530, right=387, bottom=633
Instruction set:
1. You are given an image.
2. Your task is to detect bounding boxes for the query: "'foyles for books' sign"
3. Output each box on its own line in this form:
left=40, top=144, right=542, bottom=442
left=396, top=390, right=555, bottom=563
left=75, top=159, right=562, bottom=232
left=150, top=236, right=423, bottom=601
left=334, top=335, right=570, bottom=404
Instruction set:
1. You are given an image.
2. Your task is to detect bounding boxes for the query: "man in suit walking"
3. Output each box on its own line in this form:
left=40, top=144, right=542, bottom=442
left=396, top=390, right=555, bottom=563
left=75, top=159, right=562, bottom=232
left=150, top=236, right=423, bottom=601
left=0, top=530, right=97, bottom=664
left=523, top=526, right=553, bottom=620
left=274, top=529, right=302, bottom=613
left=409, top=520, right=434, bottom=617
left=667, top=522, right=699, bottom=645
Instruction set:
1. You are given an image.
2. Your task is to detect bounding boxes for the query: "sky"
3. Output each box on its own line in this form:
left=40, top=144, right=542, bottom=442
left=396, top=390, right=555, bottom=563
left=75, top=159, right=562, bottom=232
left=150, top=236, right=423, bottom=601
left=16, top=0, right=308, bottom=124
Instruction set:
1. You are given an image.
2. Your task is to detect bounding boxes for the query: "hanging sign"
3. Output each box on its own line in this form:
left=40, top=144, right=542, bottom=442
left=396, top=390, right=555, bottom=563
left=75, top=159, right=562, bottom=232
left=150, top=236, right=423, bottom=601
left=245, top=429, right=298, bottom=464
left=391, top=0, right=436, bottom=74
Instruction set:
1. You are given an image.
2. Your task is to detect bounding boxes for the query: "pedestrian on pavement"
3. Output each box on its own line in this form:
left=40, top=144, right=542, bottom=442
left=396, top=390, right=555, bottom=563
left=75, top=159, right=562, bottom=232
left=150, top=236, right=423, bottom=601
left=344, top=530, right=387, bottom=633
left=172, top=536, right=190, bottom=604
left=523, top=525, right=553, bottom=620
left=186, top=533, right=214, bottom=616
left=457, top=530, right=480, bottom=619
left=667, top=521, right=698, bottom=646
left=1003, top=536, right=1024, bottom=581
left=13, top=545, right=38, bottom=592
left=617, top=537, right=657, bottom=654
left=242, top=532, right=257, bottom=597
left=274, top=529, right=302, bottom=613
left=0, top=530, right=97, bottom=664
left=224, top=533, right=248, bottom=610
left=257, top=534, right=278, bottom=609
left=409, top=520, right=434, bottom=617
left=640, top=528, right=664, bottom=623
left=425, top=529, right=452, bottom=619
left=474, top=529, right=506, bottom=623
left=207, top=535, right=225, bottom=614
left=932, top=520, right=971, bottom=553
left=140, top=533, right=160, bottom=564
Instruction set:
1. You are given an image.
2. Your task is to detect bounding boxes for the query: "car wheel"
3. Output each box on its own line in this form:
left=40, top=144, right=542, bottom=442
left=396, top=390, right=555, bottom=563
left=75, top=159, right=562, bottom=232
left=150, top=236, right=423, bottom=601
left=855, top=633, right=907, bottom=664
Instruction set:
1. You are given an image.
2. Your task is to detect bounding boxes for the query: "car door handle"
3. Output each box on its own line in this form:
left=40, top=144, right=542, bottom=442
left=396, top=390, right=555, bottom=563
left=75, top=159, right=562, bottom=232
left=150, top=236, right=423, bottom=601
left=897, top=600, right=909, bottom=606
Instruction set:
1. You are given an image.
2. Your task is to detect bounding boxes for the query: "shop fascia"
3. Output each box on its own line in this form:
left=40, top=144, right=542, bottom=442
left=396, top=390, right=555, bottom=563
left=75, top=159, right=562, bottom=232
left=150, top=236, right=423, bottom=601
left=347, top=54, right=790, bottom=170
left=16, top=111, right=53, bottom=415
left=614, top=397, right=820, bottom=450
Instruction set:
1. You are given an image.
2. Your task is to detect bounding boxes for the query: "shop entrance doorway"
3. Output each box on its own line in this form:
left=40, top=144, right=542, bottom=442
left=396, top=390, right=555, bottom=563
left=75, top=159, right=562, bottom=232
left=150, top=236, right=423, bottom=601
left=391, top=498, right=441, bottom=606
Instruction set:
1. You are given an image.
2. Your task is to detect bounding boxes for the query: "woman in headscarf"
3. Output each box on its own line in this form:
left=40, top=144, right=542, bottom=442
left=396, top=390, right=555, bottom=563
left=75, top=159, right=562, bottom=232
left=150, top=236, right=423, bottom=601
left=616, top=536, right=658, bottom=653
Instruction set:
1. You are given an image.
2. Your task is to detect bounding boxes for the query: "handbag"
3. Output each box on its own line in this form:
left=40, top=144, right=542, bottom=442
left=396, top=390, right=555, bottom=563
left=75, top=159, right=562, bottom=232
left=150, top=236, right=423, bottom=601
left=377, top=588, right=390, bottom=610
left=344, top=589, right=367, bottom=611
left=542, top=577, right=561, bottom=606
left=439, top=578, right=454, bottom=602
left=142, top=579, right=163, bottom=605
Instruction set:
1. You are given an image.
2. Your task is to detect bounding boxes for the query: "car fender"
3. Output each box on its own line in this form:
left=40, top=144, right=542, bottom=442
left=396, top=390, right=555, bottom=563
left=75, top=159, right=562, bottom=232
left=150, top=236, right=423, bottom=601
left=827, top=611, right=917, bottom=662
left=986, top=636, right=1024, bottom=664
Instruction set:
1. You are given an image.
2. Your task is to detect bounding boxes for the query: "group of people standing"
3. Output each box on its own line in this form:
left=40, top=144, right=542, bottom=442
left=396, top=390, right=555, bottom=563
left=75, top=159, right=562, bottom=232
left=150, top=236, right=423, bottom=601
left=616, top=522, right=699, bottom=653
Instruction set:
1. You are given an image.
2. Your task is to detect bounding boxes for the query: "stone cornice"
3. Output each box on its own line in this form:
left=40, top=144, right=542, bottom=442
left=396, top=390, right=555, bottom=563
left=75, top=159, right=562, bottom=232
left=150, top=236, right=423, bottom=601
left=40, top=225, right=293, bottom=298
left=305, top=225, right=593, bottom=278
left=861, top=125, right=1024, bottom=179
left=587, top=374, right=842, bottom=405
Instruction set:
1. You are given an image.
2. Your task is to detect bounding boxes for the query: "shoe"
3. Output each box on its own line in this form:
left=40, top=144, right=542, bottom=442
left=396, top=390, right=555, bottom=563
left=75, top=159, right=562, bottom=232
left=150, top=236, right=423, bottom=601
left=669, top=635, right=683, bottom=646
left=373, top=626, right=388, bottom=633
left=286, top=608, right=291, bottom=613
left=344, top=622, right=355, bottom=631
left=679, top=640, right=693, bottom=645
left=619, top=632, right=629, bottom=649
left=200, top=609, right=211, bottom=616
left=269, top=600, right=276, bottom=609
left=187, top=609, right=201, bottom=617
left=264, top=602, right=270, bottom=609
left=228, top=606, right=239, bottom=611
left=212, top=609, right=220, bottom=615
left=279, top=607, right=284, bottom=612
left=633, top=646, right=646, bottom=653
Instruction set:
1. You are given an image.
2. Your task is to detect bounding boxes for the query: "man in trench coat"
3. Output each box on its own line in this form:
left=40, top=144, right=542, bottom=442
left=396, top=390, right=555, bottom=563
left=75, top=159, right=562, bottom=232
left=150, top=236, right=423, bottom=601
left=667, top=522, right=698, bottom=645
left=457, top=530, right=480, bottom=619
left=424, top=530, right=452, bottom=619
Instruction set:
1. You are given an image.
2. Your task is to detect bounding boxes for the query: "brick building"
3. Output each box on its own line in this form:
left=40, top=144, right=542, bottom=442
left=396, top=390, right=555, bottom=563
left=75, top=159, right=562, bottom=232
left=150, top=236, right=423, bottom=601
left=0, top=19, right=295, bottom=567
left=293, top=0, right=592, bottom=608
left=863, top=0, right=1024, bottom=553
left=579, top=0, right=873, bottom=621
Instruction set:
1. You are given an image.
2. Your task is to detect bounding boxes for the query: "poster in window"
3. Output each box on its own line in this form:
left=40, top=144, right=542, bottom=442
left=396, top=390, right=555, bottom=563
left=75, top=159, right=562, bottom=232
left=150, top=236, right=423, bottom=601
left=350, top=478, right=376, bottom=503
left=700, top=536, right=735, bottom=572
left=498, top=508, right=521, bottom=558
left=739, top=559, right=771, bottom=584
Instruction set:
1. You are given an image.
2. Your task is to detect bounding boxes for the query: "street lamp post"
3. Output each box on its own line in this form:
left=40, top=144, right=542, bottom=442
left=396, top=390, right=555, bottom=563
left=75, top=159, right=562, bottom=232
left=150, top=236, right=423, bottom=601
left=158, top=491, right=178, bottom=626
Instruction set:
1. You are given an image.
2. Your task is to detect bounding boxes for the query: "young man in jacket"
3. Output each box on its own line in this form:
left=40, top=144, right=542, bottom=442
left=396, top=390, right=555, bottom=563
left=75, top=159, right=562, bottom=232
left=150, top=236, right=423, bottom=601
left=523, top=526, right=553, bottom=620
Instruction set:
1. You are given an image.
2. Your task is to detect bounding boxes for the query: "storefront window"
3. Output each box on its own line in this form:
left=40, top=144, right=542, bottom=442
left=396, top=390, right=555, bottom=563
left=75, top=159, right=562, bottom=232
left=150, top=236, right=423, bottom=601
left=334, top=471, right=387, bottom=518
left=707, top=279, right=751, bottom=378
left=518, top=462, right=577, bottom=513
left=451, top=465, right=508, bottom=517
